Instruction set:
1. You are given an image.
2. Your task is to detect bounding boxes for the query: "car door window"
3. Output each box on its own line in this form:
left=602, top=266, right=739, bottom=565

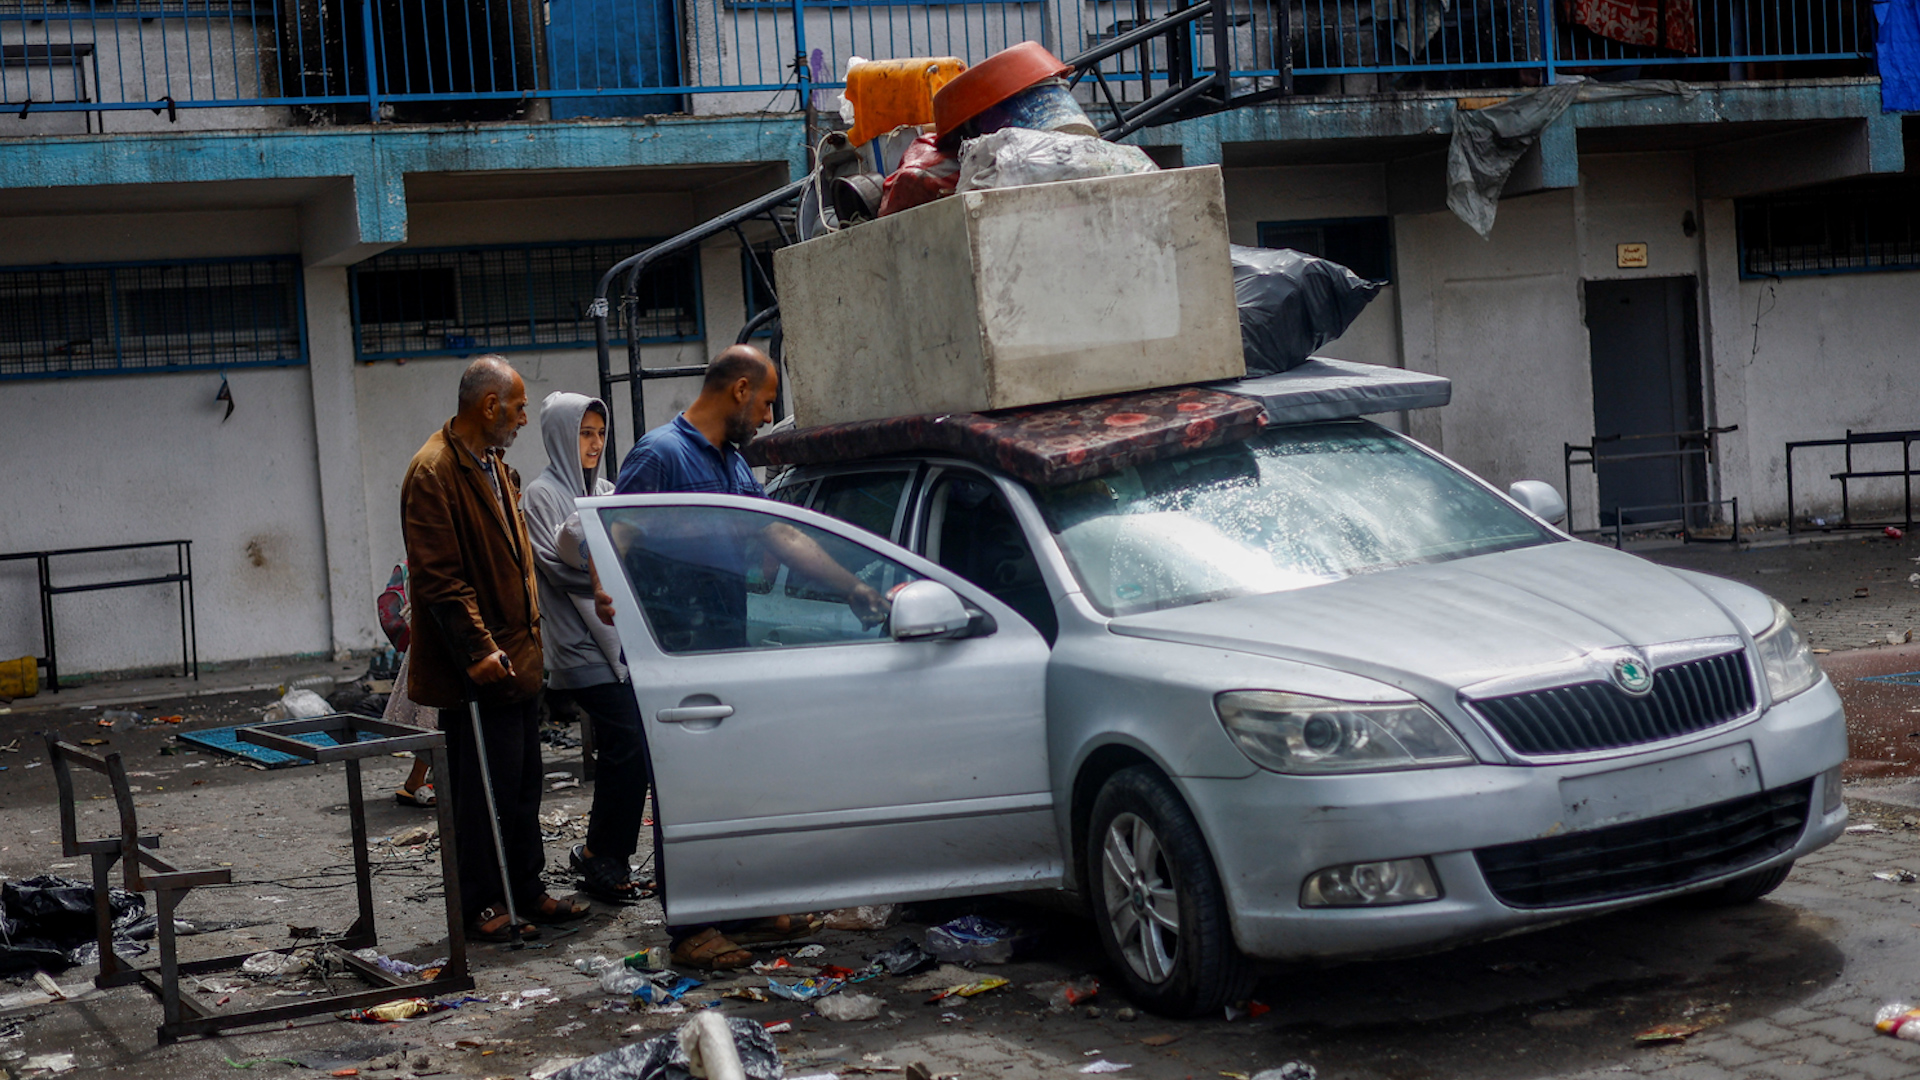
left=811, top=471, right=912, bottom=541
left=922, top=473, right=1058, bottom=644
left=601, top=503, right=919, bottom=654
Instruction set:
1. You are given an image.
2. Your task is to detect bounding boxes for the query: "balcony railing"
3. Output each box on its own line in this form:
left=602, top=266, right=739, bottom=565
left=0, top=0, right=1877, bottom=128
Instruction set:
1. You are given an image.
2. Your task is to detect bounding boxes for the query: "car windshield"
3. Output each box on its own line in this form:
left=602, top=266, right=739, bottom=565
left=1032, top=420, right=1558, bottom=616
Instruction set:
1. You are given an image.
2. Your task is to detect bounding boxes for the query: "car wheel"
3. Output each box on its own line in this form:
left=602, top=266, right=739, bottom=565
left=1686, top=861, right=1794, bottom=907
left=1086, top=765, right=1254, bottom=1017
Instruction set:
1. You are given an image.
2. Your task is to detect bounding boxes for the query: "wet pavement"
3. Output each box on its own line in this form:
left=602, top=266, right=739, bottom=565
left=3, top=531, right=1920, bottom=1078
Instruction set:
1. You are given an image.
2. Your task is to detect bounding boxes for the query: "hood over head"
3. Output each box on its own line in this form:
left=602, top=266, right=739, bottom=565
left=538, top=390, right=608, bottom=498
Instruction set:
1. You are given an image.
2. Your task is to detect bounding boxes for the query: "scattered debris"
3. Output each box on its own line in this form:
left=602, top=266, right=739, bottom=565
left=925, top=915, right=1019, bottom=964
left=1138, top=1034, right=1179, bottom=1047
left=19, top=1052, right=78, bottom=1074
left=823, top=905, right=902, bottom=931
left=924, top=976, right=1009, bottom=1004
left=767, top=977, right=844, bottom=1002
left=241, top=951, right=311, bottom=977
left=1875, top=1002, right=1920, bottom=1041
left=1114, top=1007, right=1138, bottom=1022
left=1872, top=869, right=1919, bottom=884
left=532, top=1056, right=587, bottom=1079
left=338, top=998, right=453, bottom=1023
left=1847, top=823, right=1884, bottom=833
left=794, top=945, right=827, bottom=959
left=816, top=993, right=886, bottom=1022
left=550, top=1013, right=781, bottom=1080
left=1251, top=1066, right=1317, bottom=1080
left=1080, top=1061, right=1132, bottom=1074
left=1634, top=1022, right=1707, bottom=1044
left=898, top=965, right=978, bottom=993
left=1027, top=977, right=1099, bottom=1012
left=1223, top=1001, right=1271, bottom=1022
left=868, top=938, right=936, bottom=977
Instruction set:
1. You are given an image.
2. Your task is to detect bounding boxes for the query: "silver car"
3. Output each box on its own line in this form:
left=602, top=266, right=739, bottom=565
left=577, top=416, right=1846, bottom=1017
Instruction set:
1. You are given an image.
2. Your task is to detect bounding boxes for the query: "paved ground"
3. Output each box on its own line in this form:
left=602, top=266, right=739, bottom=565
left=4, top=530, right=1920, bottom=1079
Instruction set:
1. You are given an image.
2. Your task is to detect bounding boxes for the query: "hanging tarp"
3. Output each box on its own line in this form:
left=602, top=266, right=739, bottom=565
left=1883, top=0, right=1920, bottom=112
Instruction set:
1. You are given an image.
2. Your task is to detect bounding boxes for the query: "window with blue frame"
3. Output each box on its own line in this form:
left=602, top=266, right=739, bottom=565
left=0, top=257, right=304, bottom=381
left=349, top=241, right=700, bottom=361
left=1737, top=179, right=1920, bottom=279
left=1256, top=217, right=1394, bottom=283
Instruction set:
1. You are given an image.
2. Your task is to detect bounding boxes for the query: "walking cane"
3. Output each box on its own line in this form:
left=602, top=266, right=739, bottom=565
left=467, top=657, right=524, bottom=950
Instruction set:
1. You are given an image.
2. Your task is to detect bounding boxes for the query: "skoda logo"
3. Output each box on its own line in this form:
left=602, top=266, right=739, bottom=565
left=1612, top=656, right=1654, bottom=696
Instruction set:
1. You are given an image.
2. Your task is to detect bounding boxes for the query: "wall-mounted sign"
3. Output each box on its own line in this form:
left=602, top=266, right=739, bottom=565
left=1616, top=243, right=1649, bottom=269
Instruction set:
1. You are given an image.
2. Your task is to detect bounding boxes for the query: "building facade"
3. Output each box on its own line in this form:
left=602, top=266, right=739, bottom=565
left=0, top=0, right=1913, bottom=678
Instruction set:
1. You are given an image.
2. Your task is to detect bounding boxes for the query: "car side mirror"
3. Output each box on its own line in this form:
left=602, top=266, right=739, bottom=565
left=889, top=580, right=975, bottom=642
left=1509, top=480, right=1568, bottom=526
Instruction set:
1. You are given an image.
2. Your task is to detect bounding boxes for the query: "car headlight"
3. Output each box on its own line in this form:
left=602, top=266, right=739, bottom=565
left=1215, top=690, right=1474, bottom=774
left=1755, top=597, right=1820, bottom=703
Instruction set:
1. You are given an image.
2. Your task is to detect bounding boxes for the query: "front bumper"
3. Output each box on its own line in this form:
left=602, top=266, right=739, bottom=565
left=1183, top=677, right=1848, bottom=962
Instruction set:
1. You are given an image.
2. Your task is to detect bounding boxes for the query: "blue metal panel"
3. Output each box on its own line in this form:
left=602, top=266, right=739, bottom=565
left=546, top=0, right=685, bottom=117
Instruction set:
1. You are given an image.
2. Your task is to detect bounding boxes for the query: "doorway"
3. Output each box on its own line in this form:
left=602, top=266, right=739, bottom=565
left=1584, top=277, right=1708, bottom=528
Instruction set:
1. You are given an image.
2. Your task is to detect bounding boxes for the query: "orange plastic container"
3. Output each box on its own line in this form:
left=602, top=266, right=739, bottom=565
left=931, top=41, right=1071, bottom=141
left=844, top=56, right=967, bottom=146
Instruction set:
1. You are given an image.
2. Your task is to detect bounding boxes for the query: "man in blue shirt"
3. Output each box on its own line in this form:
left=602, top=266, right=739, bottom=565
left=613, top=345, right=885, bottom=649
left=607, top=344, right=886, bottom=968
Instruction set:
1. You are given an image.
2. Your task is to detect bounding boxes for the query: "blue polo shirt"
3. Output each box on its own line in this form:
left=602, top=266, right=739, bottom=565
left=614, top=414, right=764, bottom=498
left=612, top=414, right=764, bottom=652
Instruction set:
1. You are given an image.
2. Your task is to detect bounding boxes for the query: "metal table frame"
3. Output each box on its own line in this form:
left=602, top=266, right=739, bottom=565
left=1785, top=428, right=1920, bottom=534
left=0, top=539, right=197, bottom=694
left=44, top=714, right=471, bottom=1043
left=1564, top=427, right=1740, bottom=546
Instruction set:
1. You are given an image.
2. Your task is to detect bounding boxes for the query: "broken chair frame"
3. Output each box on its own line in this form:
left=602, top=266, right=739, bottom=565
left=44, top=713, right=473, bottom=1042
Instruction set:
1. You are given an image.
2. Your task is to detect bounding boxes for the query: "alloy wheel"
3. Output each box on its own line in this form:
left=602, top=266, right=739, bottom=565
left=1100, top=811, right=1181, bottom=984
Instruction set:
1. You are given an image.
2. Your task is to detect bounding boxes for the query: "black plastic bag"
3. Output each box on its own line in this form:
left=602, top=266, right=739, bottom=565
left=552, top=1017, right=782, bottom=1080
left=1230, top=245, right=1383, bottom=376
left=0, top=875, right=147, bottom=971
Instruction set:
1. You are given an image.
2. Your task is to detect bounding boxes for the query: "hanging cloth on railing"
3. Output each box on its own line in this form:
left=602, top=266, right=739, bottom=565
left=1561, top=0, right=1699, bottom=54
left=1447, top=77, right=1701, bottom=238
left=1881, top=0, right=1920, bottom=111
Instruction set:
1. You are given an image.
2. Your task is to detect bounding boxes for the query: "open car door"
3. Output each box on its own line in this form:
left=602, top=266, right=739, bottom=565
left=577, top=492, right=1062, bottom=925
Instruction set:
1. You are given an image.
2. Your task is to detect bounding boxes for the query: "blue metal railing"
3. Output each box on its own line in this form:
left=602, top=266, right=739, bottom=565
left=0, top=0, right=1876, bottom=125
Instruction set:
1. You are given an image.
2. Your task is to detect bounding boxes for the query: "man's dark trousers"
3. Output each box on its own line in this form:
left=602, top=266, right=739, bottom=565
left=556, top=682, right=653, bottom=863
left=444, top=696, right=545, bottom=922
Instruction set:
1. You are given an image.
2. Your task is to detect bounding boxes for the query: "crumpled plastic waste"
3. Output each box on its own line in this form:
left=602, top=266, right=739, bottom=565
left=20, top=1053, right=78, bottom=1074
left=240, top=951, right=311, bottom=977
left=338, top=997, right=450, bottom=1023
left=867, top=938, right=935, bottom=977
left=1251, top=1065, right=1317, bottom=1080
left=1026, top=976, right=1098, bottom=1012
left=815, top=992, right=885, bottom=1022
left=1080, top=1061, right=1131, bottom=1074
left=955, top=128, right=1157, bottom=193
left=877, top=136, right=961, bottom=218
left=635, top=976, right=704, bottom=1005
left=351, top=948, right=442, bottom=978
left=262, top=689, right=332, bottom=723
left=0, top=874, right=147, bottom=973
left=549, top=1014, right=783, bottom=1080
left=822, top=905, right=901, bottom=931
left=1876, top=1002, right=1920, bottom=1041
left=766, top=977, right=844, bottom=1002
left=924, top=976, right=1009, bottom=1003
left=924, top=915, right=1020, bottom=965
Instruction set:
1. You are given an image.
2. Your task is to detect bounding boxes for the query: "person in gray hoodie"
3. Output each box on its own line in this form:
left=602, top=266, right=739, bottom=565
left=522, top=391, right=652, bottom=902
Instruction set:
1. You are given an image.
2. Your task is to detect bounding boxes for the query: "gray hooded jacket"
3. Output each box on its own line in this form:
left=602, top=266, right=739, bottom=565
left=522, top=391, right=623, bottom=689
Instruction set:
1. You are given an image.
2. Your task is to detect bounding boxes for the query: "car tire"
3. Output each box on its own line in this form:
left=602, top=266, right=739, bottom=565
left=1686, top=860, right=1794, bottom=907
left=1085, top=765, right=1254, bottom=1017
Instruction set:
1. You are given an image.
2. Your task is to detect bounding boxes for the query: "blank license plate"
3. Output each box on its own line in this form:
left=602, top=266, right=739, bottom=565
left=1560, top=742, right=1760, bottom=831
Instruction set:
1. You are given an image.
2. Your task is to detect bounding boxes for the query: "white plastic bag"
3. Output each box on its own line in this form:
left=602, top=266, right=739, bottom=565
left=262, top=688, right=331, bottom=722
left=956, top=129, right=1157, bottom=193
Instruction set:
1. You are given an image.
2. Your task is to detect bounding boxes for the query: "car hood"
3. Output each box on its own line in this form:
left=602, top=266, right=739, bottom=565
left=1107, top=540, right=1746, bottom=694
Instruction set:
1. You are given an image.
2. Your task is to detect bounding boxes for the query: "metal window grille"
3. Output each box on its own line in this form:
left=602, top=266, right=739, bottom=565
left=350, top=241, right=700, bottom=361
left=1257, top=217, right=1395, bottom=283
left=1738, top=180, right=1920, bottom=279
left=0, top=257, right=304, bottom=381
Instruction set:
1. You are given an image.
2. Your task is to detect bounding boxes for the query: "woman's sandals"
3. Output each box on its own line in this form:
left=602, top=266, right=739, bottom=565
left=470, top=904, right=538, bottom=943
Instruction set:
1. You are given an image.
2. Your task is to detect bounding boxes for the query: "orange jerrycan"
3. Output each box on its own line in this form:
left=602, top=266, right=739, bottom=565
left=844, top=56, right=966, bottom=146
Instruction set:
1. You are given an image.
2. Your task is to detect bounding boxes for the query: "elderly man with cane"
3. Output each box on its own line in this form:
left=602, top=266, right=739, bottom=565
left=401, top=355, right=590, bottom=942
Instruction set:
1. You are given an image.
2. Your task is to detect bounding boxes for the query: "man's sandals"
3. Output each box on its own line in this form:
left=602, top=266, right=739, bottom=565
left=569, top=844, right=657, bottom=904
left=670, top=927, right=753, bottom=971
left=469, top=895, right=589, bottom=943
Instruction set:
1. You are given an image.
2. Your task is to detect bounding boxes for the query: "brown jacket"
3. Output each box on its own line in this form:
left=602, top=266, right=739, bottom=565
left=401, top=421, right=543, bottom=709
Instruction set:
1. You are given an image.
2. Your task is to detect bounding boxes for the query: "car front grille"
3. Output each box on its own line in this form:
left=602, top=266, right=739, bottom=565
left=1474, top=780, right=1812, bottom=909
left=1469, top=651, right=1755, bottom=756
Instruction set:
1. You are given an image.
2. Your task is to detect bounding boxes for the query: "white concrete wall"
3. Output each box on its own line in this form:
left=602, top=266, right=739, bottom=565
left=0, top=207, right=335, bottom=673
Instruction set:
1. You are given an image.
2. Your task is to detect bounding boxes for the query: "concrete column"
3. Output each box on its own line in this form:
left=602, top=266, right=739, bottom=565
left=1696, top=198, right=1754, bottom=525
left=302, top=265, right=380, bottom=656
